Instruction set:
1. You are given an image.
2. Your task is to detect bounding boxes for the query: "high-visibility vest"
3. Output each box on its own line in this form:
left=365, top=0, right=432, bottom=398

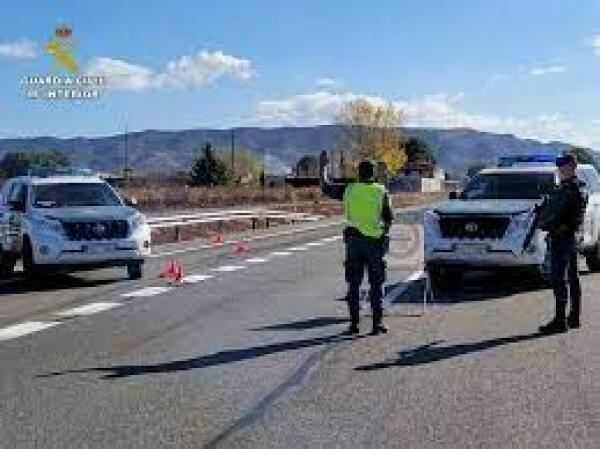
left=343, top=182, right=386, bottom=238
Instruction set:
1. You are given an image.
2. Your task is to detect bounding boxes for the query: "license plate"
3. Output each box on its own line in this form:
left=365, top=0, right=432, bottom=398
left=456, top=243, right=487, bottom=255
left=86, top=243, right=115, bottom=254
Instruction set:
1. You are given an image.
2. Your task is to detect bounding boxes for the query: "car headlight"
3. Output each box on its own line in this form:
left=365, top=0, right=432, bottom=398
left=129, top=213, right=147, bottom=234
left=33, top=216, right=65, bottom=237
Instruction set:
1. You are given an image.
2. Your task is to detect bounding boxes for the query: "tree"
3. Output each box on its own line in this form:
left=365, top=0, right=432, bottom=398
left=335, top=99, right=406, bottom=174
left=404, top=137, right=435, bottom=165
left=189, top=143, right=231, bottom=186
left=0, top=149, right=70, bottom=178
left=296, top=155, right=319, bottom=177
left=569, top=146, right=598, bottom=169
left=218, top=147, right=262, bottom=183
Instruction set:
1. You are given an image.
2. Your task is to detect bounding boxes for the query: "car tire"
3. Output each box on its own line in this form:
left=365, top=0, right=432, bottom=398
left=127, top=262, right=143, bottom=280
left=427, top=264, right=463, bottom=291
left=0, top=250, right=16, bottom=278
left=585, top=245, right=600, bottom=272
left=22, top=238, right=40, bottom=278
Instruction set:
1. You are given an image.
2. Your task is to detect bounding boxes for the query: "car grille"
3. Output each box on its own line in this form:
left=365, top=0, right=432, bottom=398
left=62, top=220, right=129, bottom=241
left=439, top=215, right=510, bottom=240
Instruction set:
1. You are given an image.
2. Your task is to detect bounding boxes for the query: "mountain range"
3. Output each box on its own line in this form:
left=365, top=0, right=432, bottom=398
left=0, top=125, right=582, bottom=178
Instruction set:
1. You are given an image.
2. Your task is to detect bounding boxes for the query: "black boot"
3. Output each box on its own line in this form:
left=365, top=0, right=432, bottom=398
left=371, top=308, right=388, bottom=335
left=567, top=314, right=580, bottom=329
left=346, top=294, right=360, bottom=335
left=539, top=301, right=567, bottom=335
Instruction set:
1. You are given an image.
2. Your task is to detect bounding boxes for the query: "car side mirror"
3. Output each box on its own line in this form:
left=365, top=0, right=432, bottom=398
left=8, top=199, right=25, bottom=212
left=124, top=196, right=138, bottom=207
left=448, top=191, right=458, bottom=200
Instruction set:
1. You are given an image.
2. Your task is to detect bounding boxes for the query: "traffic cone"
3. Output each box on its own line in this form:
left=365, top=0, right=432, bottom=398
left=233, top=240, right=250, bottom=255
left=159, top=260, right=176, bottom=279
left=159, top=259, right=185, bottom=285
left=173, top=260, right=184, bottom=284
left=211, top=231, right=224, bottom=244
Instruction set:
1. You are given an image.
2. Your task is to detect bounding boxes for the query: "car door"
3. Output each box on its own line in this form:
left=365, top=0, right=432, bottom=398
left=0, top=180, right=13, bottom=251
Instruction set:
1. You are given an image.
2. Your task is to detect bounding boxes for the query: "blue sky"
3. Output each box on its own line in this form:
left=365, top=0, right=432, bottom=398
left=1, top=0, right=600, bottom=148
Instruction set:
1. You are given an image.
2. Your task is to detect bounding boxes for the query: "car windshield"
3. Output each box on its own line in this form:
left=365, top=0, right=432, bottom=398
left=461, top=172, right=556, bottom=200
left=32, top=183, right=123, bottom=207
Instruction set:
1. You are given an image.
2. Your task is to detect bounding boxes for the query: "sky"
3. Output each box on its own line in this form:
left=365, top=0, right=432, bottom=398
left=1, top=0, right=600, bottom=149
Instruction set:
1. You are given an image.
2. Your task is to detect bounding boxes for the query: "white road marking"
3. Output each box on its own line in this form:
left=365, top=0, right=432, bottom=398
left=288, top=246, right=309, bottom=251
left=305, top=241, right=325, bottom=247
left=55, top=302, right=121, bottom=318
left=211, top=265, right=245, bottom=273
left=245, top=257, right=269, bottom=263
left=269, top=251, right=292, bottom=257
left=151, top=221, right=344, bottom=258
left=0, top=321, right=60, bottom=341
left=382, top=269, right=425, bottom=309
left=320, top=236, right=340, bottom=242
left=182, top=274, right=215, bottom=283
left=122, top=286, right=172, bottom=298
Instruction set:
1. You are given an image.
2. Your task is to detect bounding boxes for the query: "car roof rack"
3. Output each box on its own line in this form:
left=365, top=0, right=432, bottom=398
left=27, top=167, right=95, bottom=178
left=497, top=154, right=557, bottom=167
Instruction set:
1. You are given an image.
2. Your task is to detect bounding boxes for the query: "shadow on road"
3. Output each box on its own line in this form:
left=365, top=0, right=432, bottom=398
left=39, top=332, right=359, bottom=380
left=0, top=274, right=119, bottom=295
left=355, top=332, right=544, bottom=371
left=252, top=317, right=348, bottom=331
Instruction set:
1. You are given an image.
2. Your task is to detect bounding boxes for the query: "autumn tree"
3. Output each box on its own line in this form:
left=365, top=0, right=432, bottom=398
left=335, top=99, right=406, bottom=174
left=218, top=147, right=262, bottom=184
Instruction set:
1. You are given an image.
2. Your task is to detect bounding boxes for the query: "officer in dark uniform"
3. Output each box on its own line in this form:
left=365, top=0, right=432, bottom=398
left=538, top=154, right=586, bottom=334
left=319, top=151, right=393, bottom=335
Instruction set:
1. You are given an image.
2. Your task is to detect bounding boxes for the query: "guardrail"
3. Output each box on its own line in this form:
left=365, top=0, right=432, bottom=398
left=147, top=209, right=325, bottom=241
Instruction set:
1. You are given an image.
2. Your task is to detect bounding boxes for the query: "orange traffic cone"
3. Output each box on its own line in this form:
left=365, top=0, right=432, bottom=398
left=159, top=259, right=176, bottom=279
left=211, top=231, right=224, bottom=244
left=159, top=259, right=185, bottom=284
left=233, top=240, right=250, bottom=255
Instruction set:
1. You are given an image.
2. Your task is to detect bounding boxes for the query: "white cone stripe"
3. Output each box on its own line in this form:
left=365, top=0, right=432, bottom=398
left=183, top=274, right=215, bottom=283
left=0, top=321, right=60, bottom=341
left=55, top=302, right=121, bottom=317
left=122, top=286, right=172, bottom=298
left=211, top=265, right=245, bottom=272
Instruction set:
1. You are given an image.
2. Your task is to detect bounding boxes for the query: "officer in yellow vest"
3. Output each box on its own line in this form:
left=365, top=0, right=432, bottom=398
left=319, top=151, right=393, bottom=335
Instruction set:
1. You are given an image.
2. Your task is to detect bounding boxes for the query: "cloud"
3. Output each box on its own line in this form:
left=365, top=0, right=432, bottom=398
left=316, top=77, right=338, bottom=88
left=593, top=35, right=600, bottom=56
left=86, top=50, right=255, bottom=91
left=257, top=90, right=598, bottom=148
left=0, top=39, right=37, bottom=59
left=529, top=65, right=567, bottom=76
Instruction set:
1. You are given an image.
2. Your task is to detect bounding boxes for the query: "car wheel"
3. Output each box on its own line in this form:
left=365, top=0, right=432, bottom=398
left=427, top=264, right=463, bottom=291
left=22, top=238, right=40, bottom=278
left=127, top=262, right=143, bottom=280
left=585, top=245, right=600, bottom=272
left=0, top=250, right=16, bottom=278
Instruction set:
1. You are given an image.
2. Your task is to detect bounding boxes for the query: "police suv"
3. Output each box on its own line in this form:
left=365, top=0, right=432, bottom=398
left=0, top=169, right=151, bottom=279
left=424, top=155, right=600, bottom=288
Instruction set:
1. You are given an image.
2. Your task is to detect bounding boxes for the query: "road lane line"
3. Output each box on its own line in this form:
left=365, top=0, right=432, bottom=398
left=269, top=251, right=292, bottom=257
left=288, top=246, right=309, bottom=251
left=320, top=236, right=340, bottom=242
left=211, top=265, right=245, bottom=273
left=122, top=286, right=172, bottom=298
left=0, top=321, right=60, bottom=341
left=305, top=241, right=325, bottom=247
left=245, top=257, right=269, bottom=263
left=382, top=269, right=425, bottom=309
left=55, top=302, right=121, bottom=318
left=182, top=274, right=215, bottom=283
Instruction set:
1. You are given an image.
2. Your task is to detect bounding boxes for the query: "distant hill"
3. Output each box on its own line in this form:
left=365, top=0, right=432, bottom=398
left=0, top=125, right=581, bottom=178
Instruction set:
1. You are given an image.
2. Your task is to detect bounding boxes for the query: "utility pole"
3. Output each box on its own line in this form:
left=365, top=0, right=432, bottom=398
left=230, top=128, right=235, bottom=180
left=124, top=122, right=130, bottom=183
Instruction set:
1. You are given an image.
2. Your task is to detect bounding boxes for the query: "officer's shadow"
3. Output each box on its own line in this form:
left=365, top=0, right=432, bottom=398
left=355, top=332, right=544, bottom=371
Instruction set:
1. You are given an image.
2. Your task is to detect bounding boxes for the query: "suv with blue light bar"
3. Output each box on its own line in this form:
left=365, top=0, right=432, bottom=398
left=424, top=158, right=600, bottom=289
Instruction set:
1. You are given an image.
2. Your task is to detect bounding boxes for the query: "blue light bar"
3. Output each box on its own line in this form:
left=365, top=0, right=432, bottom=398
left=498, top=155, right=557, bottom=167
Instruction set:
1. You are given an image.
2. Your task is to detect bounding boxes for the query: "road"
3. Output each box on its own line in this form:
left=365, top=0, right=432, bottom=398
left=1, top=209, right=600, bottom=448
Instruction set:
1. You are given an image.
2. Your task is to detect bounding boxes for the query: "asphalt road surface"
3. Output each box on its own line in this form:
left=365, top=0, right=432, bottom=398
left=1, top=209, right=600, bottom=448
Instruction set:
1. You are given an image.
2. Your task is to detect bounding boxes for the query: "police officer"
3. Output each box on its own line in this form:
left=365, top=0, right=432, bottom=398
left=538, top=154, right=586, bottom=334
left=319, top=151, right=393, bottom=335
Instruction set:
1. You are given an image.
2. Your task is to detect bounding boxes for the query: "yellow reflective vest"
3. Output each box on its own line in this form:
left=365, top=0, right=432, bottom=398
left=343, top=182, right=386, bottom=239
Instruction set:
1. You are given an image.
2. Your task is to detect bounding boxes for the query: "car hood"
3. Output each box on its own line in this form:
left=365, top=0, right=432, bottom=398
left=33, top=206, right=138, bottom=222
left=433, top=199, right=538, bottom=215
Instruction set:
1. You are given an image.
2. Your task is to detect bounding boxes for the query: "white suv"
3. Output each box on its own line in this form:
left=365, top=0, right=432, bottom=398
left=0, top=173, right=151, bottom=280
left=424, top=161, right=600, bottom=288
